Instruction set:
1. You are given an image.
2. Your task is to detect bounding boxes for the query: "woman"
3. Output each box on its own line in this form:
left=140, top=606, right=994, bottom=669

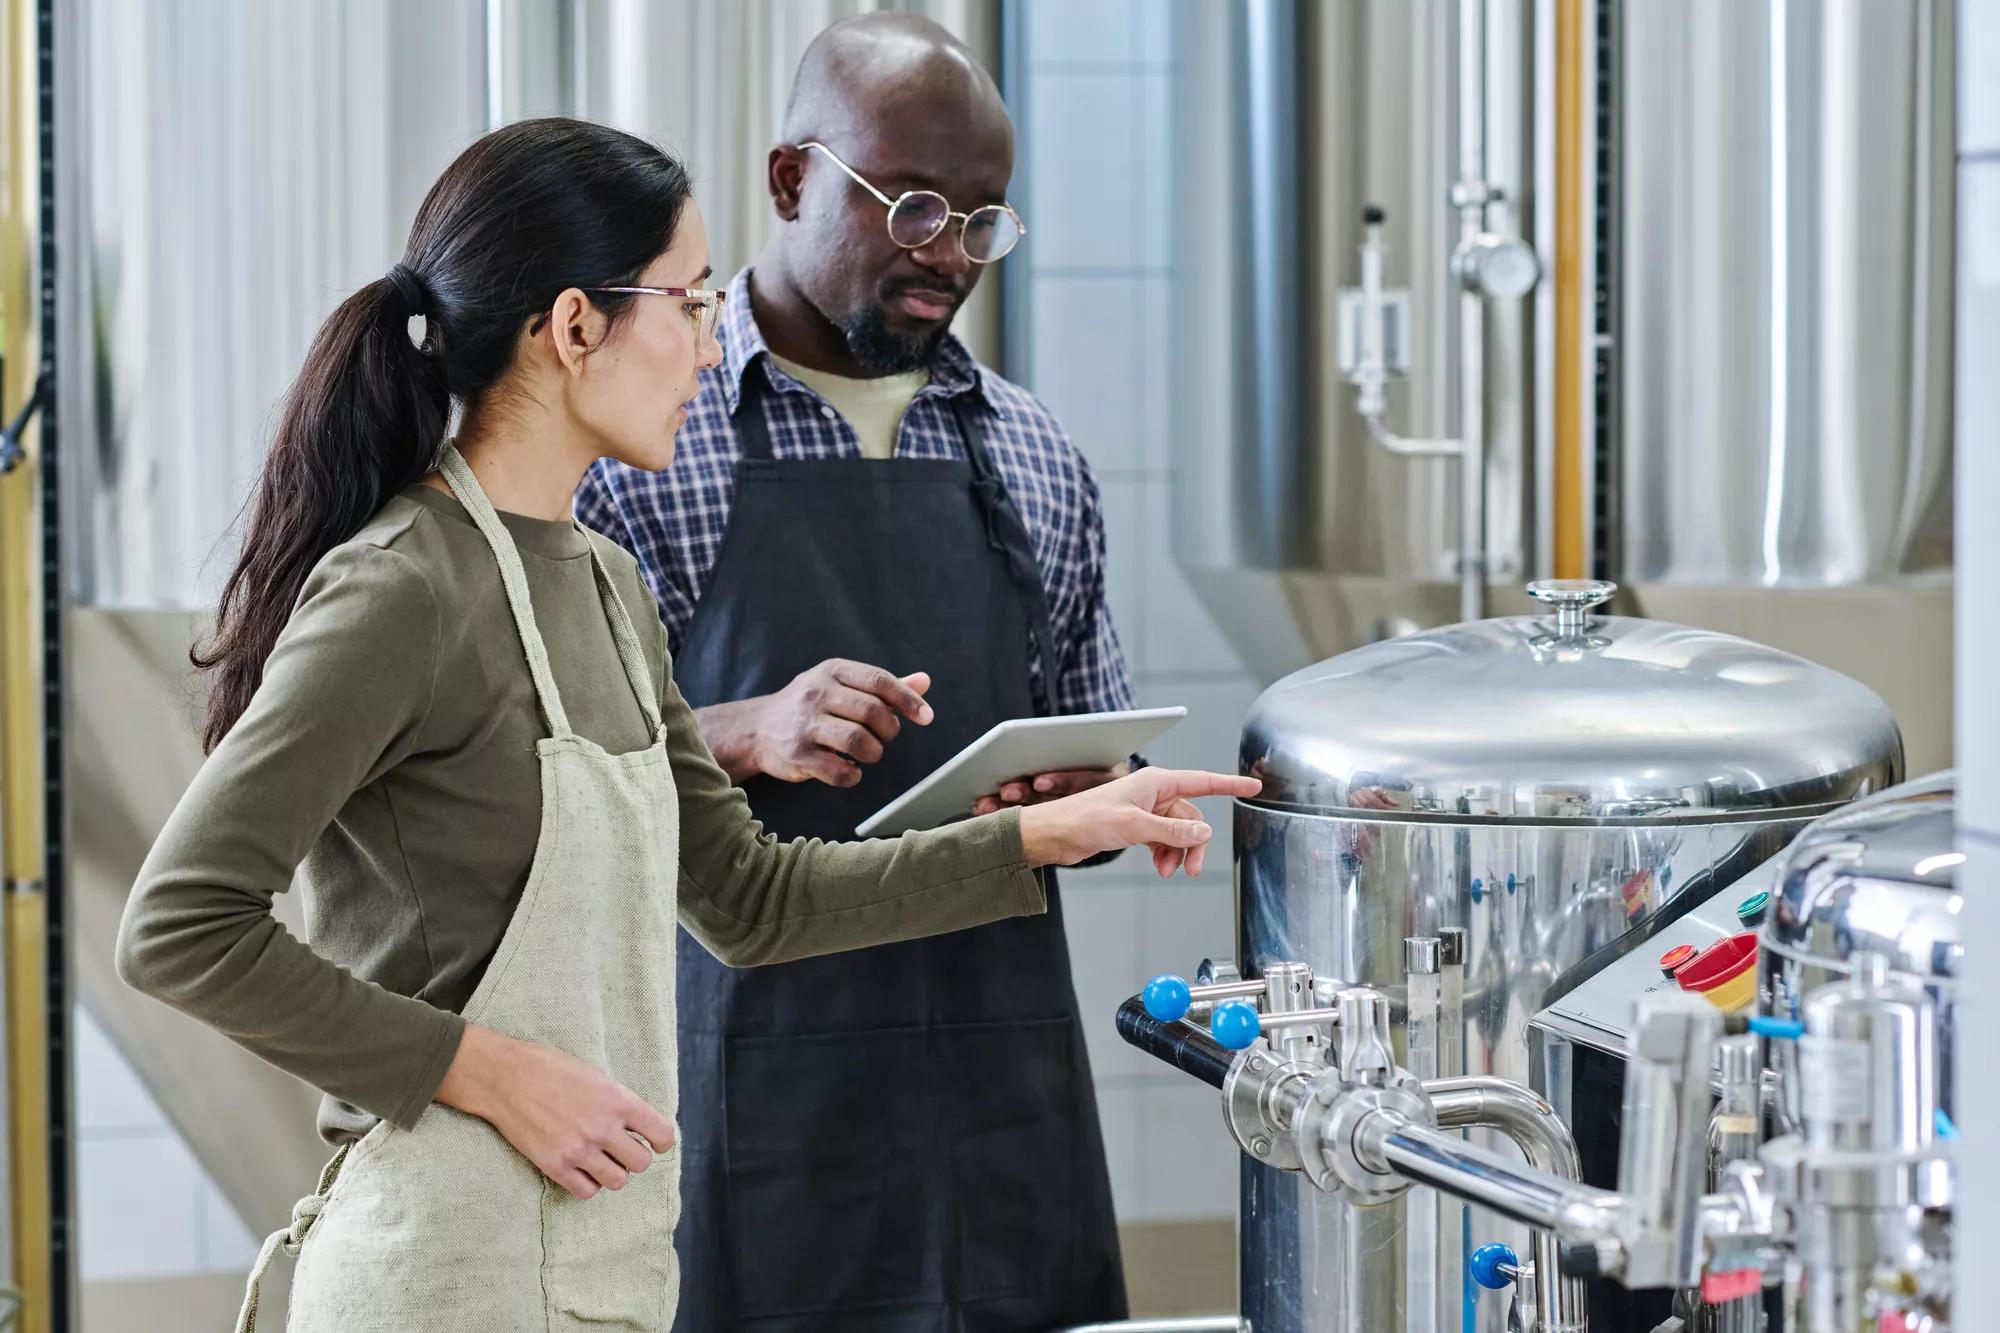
left=115, top=118, right=1252, bottom=1332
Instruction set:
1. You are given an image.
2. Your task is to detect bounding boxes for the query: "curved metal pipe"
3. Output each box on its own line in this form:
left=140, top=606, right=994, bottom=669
left=1364, top=1116, right=1625, bottom=1247
left=1426, top=1077, right=1589, bottom=1332
left=1427, top=1076, right=1582, bottom=1176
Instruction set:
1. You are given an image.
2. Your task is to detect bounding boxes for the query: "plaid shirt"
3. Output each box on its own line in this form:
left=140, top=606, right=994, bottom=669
left=575, top=269, right=1135, bottom=717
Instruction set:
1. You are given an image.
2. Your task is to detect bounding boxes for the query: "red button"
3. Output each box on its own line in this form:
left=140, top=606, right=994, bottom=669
left=1659, top=944, right=1698, bottom=979
left=1701, top=1269, right=1763, bottom=1304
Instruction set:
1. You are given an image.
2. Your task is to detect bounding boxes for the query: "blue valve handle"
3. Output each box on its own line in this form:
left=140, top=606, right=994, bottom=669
left=1211, top=1000, right=1263, bottom=1050
left=1469, top=1242, right=1520, bottom=1291
left=1142, top=972, right=1272, bottom=1023
left=1143, top=974, right=1194, bottom=1022
left=1748, top=1015, right=1805, bottom=1041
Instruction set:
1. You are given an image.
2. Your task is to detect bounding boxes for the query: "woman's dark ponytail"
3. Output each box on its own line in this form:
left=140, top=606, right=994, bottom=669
left=195, top=118, right=693, bottom=752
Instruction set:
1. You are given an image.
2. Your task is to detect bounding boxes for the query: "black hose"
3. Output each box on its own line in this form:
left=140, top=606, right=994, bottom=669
left=1115, top=997, right=1234, bottom=1090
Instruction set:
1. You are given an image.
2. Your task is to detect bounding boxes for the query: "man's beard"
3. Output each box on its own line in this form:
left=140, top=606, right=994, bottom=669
left=840, top=305, right=950, bottom=374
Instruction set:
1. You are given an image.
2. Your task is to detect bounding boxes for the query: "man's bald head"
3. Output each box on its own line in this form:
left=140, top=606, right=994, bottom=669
left=782, top=13, right=1010, bottom=151
left=757, top=12, right=1017, bottom=376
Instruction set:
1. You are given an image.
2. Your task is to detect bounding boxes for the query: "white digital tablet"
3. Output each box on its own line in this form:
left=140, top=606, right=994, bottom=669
left=854, top=706, right=1188, bottom=838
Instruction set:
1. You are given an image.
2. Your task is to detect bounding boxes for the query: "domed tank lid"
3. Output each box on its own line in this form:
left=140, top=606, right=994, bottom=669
left=1240, top=580, right=1903, bottom=823
left=1762, top=771, right=1960, bottom=983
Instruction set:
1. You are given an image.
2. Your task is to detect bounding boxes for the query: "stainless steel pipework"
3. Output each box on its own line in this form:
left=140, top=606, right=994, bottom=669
left=1405, top=940, right=1445, bottom=1333
left=1355, top=1114, right=1626, bottom=1256
left=1697, top=1037, right=1768, bottom=1333
left=1427, top=1077, right=1590, bottom=1330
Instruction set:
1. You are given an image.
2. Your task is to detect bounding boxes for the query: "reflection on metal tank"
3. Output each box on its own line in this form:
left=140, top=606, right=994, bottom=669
left=57, top=0, right=490, bottom=611
left=1618, top=0, right=1956, bottom=588
left=1759, top=771, right=1962, bottom=1134
left=1230, top=582, right=1902, bottom=1333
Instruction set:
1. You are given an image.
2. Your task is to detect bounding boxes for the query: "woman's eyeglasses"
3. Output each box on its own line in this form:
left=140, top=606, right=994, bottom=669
left=797, top=142, right=1025, bottom=264
left=589, top=286, right=728, bottom=347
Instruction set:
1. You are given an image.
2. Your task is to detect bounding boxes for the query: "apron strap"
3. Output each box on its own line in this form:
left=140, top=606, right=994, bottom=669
left=582, top=536, right=665, bottom=733
left=733, top=360, right=777, bottom=461
left=438, top=445, right=576, bottom=739
left=949, top=394, right=1061, bottom=717
left=435, top=446, right=663, bottom=736
left=234, top=1145, right=350, bottom=1333
left=733, top=365, right=1060, bottom=715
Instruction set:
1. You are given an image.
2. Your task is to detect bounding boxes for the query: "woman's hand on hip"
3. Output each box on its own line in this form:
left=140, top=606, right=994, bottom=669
left=435, top=1024, right=675, bottom=1199
left=1016, top=768, right=1261, bottom=878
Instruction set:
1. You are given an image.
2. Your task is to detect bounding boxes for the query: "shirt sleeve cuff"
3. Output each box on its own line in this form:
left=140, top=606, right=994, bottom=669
left=390, top=1007, right=468, bottom=1132
left=992, top=807, right=1048, bottom=916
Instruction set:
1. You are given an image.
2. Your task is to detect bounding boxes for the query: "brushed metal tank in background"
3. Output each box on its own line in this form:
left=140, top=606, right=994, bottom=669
left=1167, top=0, right=1535, bottom=679
left=1229, top=583, right=1902, bottom=1333
left=56, top=0, right=489, bottom=612
left=1618, top=0, right=1956, bottom=589
left=1165, top=0, right=1957, bottom=769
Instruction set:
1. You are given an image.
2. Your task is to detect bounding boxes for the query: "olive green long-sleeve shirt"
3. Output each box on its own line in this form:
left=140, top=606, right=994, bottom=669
left=116, top=484, right=1043, bottom=1144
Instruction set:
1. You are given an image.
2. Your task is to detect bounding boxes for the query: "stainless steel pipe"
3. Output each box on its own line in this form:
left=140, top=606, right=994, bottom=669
left=1427, top=1077, right=1589, bottom=1330
left=1355, top=1113, right=1627, bottom=1258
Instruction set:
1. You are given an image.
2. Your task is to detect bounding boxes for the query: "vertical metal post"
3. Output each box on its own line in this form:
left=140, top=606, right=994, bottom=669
left=1, top=0, right=64, bottom=1326
left=36, top=0, right=68, bottom=1323
left=1438, top=925, right=1468, bottom=1325
left=1455, top=0, right=1489, bottom=622
left=1405, top=938, right=1443, bottom=1333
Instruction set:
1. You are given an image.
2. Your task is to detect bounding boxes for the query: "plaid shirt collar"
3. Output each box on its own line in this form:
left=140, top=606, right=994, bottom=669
left=716, top=266, right=991, bottom=416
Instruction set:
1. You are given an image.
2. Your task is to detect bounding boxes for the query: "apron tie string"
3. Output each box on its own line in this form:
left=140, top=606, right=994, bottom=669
left=234, top=1145, right=350, bottom=1333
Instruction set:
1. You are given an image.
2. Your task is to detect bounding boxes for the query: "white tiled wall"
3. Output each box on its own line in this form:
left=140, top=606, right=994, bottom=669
left=74, top=1006, right=259, bottom=1280
left=1016, top=0, right=1256, bottom=1226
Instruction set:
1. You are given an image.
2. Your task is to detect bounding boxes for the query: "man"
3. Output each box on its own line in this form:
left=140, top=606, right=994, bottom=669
left=575, top=13, right=1133, bottom=1332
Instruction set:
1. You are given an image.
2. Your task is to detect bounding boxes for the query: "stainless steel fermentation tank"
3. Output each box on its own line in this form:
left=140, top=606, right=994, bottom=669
left=1167, top=0, right=1956, bottom=770
left=1220, top=581, right=1902, bottom=1332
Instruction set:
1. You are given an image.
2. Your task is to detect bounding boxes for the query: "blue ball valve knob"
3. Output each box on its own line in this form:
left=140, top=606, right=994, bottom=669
left=1143, top=974, right=1193, bottom=1022
left=1211, top=999, right=1263, bottom=1050
left=1469, top=1242, right=1520, bottom=1291
left=1748, top=1015, right=1805, bottom=1042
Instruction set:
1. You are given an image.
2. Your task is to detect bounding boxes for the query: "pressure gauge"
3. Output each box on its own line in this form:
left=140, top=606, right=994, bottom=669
left=1458, top=234, right=1541, bottom=300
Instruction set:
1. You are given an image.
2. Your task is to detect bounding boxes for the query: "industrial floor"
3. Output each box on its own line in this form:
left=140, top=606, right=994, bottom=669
left=78, top=1221, right=1239, bottom=1331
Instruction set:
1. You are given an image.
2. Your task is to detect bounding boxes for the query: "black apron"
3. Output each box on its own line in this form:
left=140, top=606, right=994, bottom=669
left=670, top=363, right=1127, bottom=1332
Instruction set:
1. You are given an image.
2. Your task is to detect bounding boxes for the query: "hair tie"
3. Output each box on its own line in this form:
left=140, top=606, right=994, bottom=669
left=386, top=263, right=429, bottom=318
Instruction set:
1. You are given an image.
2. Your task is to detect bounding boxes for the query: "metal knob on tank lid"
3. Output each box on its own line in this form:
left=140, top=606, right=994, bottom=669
left=1526, top=577, right=1616, bottom=637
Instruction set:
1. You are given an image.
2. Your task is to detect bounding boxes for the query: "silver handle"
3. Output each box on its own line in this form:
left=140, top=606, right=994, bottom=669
left=1525, top=579, right=1618, bottom=635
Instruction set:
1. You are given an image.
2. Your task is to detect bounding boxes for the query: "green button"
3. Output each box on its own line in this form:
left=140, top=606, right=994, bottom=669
left=1736, top=891, right=1770, bottom=921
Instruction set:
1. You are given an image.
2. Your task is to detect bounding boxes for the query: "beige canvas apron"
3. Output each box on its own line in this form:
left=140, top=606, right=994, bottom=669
left=236, top=444, right=682, bottom=1332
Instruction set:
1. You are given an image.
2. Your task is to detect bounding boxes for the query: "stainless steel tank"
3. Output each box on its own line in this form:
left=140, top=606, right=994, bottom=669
left=1229, top=580, right=1903, bottom=1333
left=1759, top=771, right=1962, bottom=1132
